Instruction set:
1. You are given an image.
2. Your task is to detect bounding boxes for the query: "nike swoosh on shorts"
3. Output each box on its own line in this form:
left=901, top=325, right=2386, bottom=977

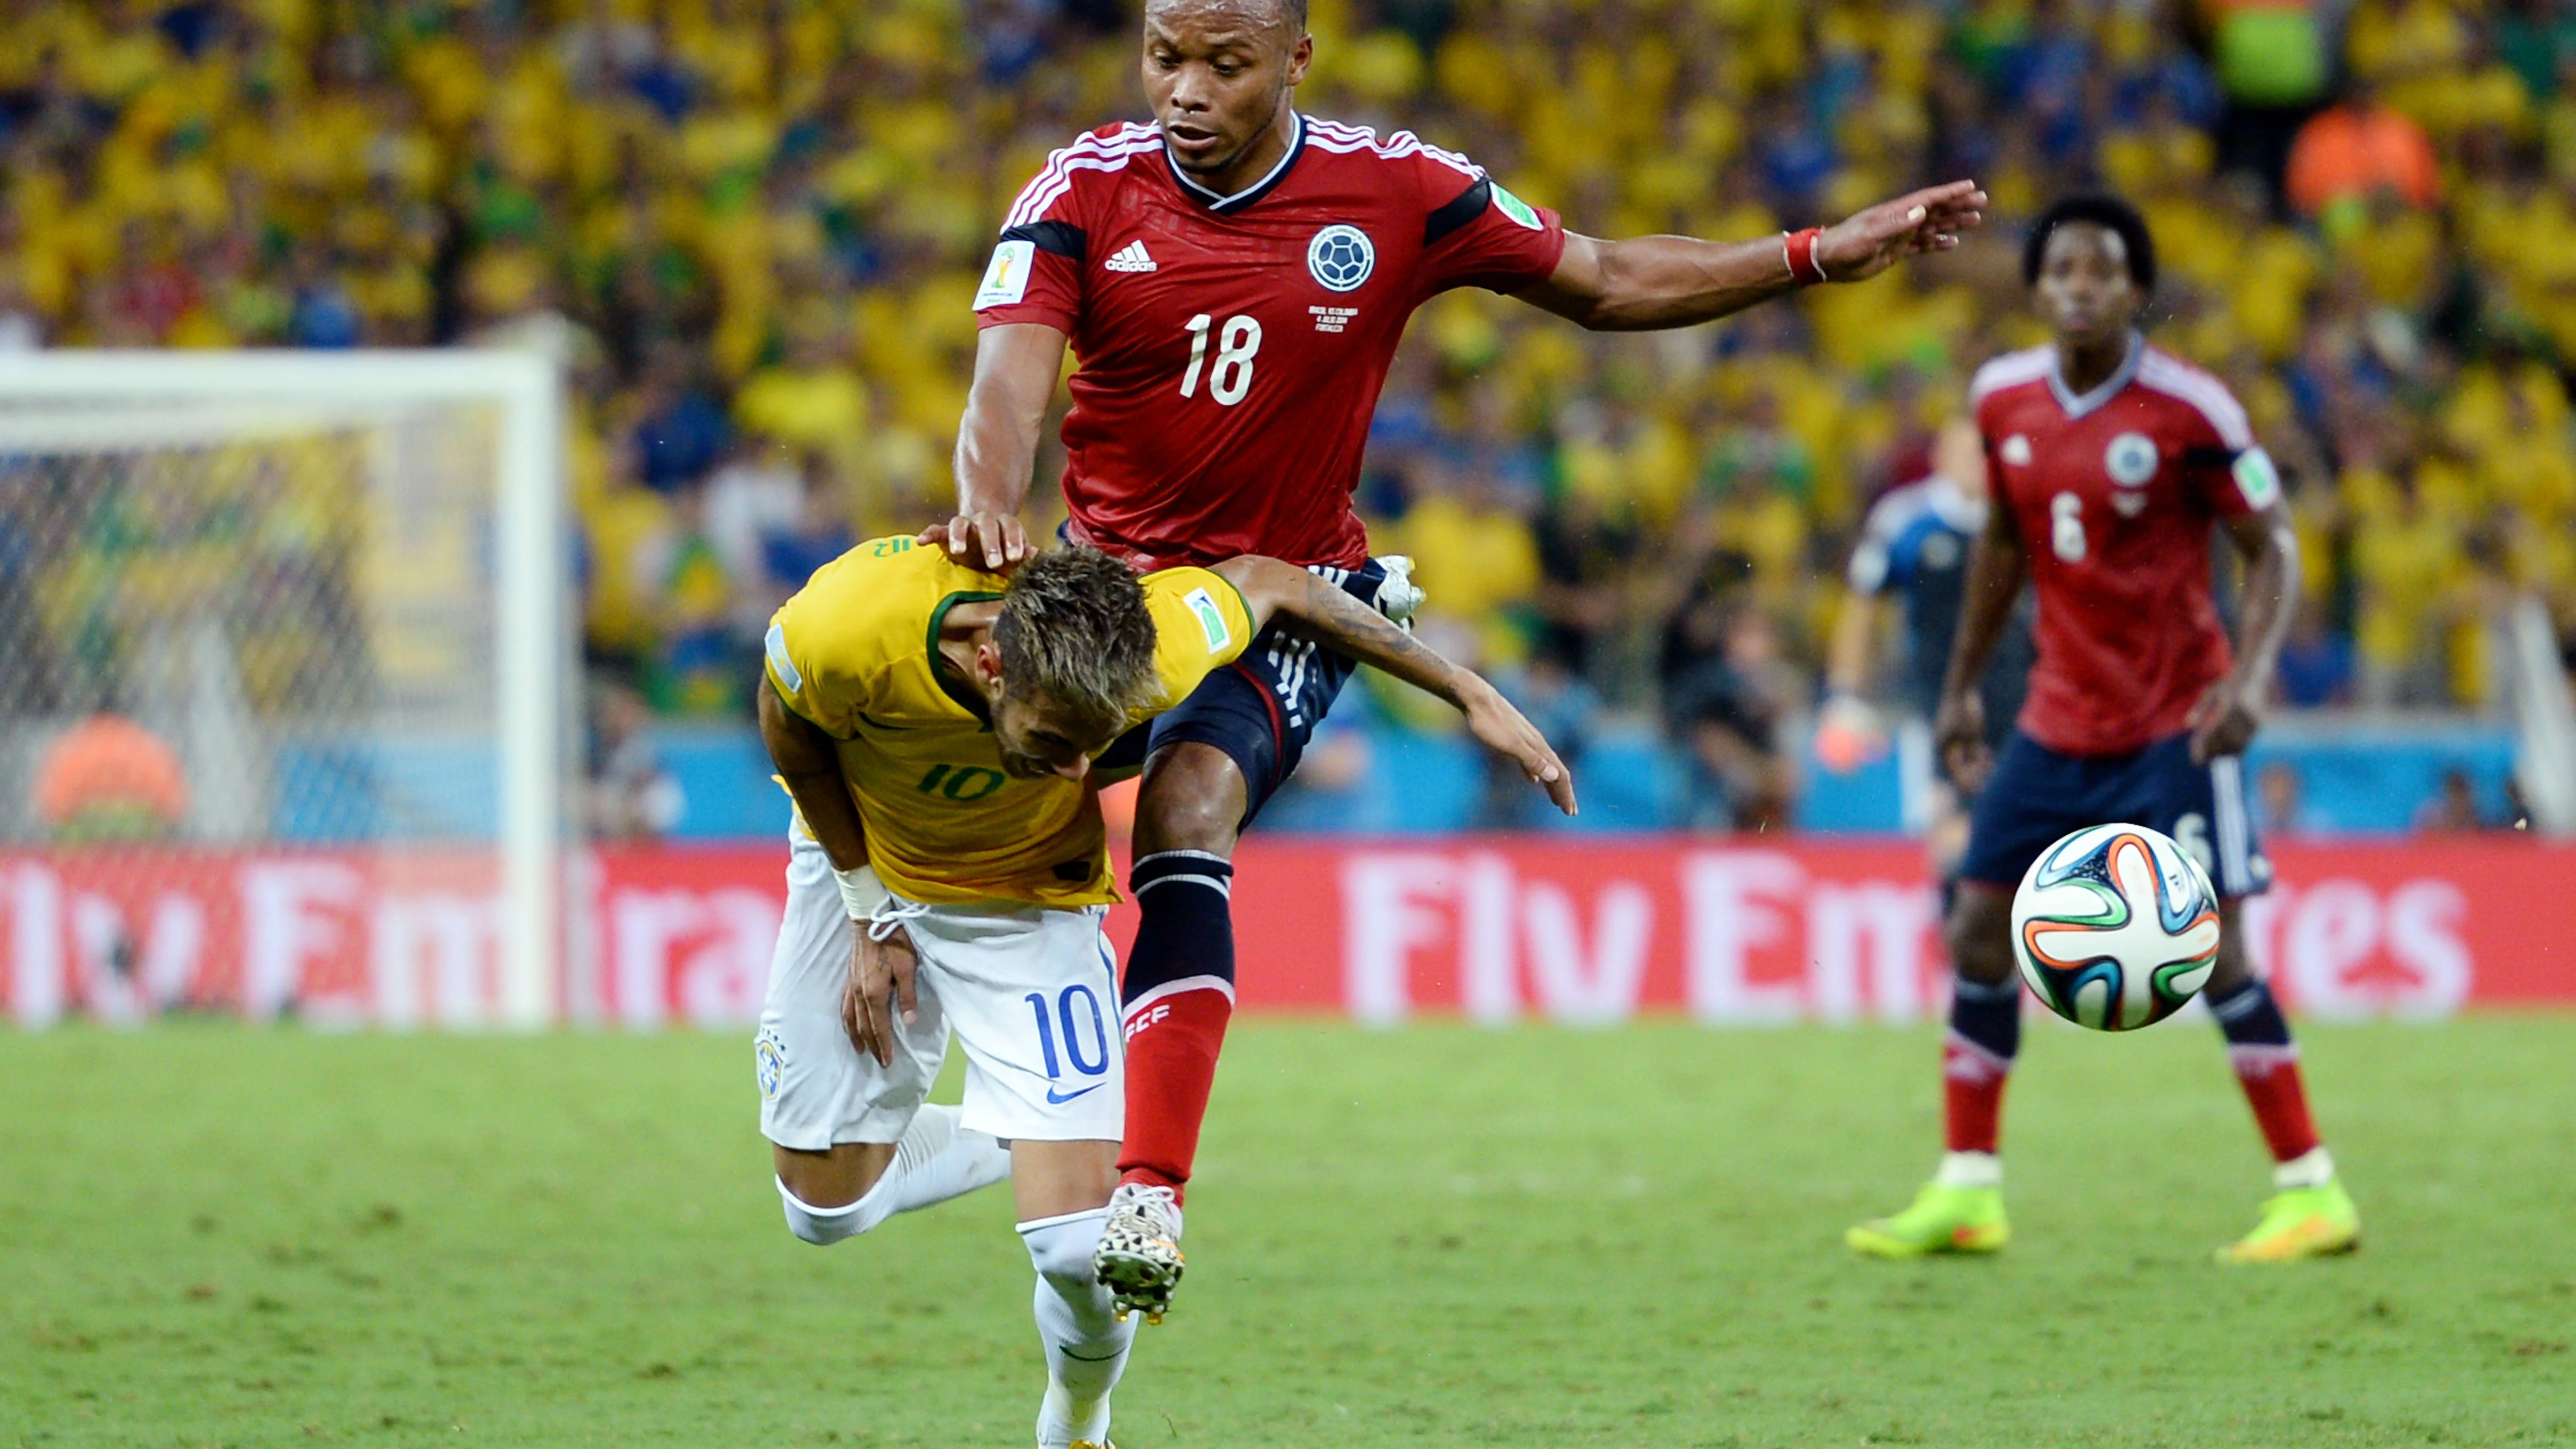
left=1046, top=1084, right=1104, bottom=1104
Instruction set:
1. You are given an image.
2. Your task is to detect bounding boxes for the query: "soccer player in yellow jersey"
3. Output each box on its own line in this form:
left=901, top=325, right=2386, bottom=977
left=752, top=540, right=1570, bottom=1449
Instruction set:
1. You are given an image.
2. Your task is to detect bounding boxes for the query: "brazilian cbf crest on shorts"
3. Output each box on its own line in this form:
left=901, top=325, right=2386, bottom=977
left=755, top=1026, right=787, bottom=1100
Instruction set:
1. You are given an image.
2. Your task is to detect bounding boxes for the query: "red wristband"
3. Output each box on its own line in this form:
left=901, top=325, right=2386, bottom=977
left=1784, top=226, right=1827, bottom=285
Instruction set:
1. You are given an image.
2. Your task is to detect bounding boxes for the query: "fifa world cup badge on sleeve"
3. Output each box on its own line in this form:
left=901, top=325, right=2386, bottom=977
left=1490, top=183, right=1543, bottom=230
left=1183, top=588, right=1232, bottom=652
left=764, top=622, right=802, bottom=694
left=974, top=239, right=1036, bottom=310
left=2232, top=447, right=2282, bottom=509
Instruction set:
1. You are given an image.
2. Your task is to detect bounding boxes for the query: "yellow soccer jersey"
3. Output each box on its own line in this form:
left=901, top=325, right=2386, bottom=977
left=763, top=536, right=1254, bottom=907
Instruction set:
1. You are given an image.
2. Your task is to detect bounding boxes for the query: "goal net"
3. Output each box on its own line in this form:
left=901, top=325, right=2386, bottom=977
left=0, top=351, right=567, bottom=1029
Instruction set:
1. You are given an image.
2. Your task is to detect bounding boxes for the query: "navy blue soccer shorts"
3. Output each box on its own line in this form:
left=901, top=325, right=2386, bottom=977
left=1959, top=728, right=2269, bottom=898
left=1113, top=558, right=1389, bottom=828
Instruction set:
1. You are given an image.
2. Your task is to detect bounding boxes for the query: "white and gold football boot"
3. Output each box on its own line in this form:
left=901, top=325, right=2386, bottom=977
left=1092, top=1182, right=1184, bottom=1324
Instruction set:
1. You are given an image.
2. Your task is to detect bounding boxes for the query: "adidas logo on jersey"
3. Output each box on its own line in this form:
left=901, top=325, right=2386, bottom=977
left=1103, top=240, right=1156, bottom=273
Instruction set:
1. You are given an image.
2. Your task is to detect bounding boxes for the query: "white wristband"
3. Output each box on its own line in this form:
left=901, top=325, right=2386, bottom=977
left=834, top=867, right=881, bottom=922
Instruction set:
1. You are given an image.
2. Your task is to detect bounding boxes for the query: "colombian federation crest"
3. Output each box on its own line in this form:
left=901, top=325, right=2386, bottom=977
left=1307, top=224, right=1375, bottom=293
left=2105, top=431, right=2159, bottom=487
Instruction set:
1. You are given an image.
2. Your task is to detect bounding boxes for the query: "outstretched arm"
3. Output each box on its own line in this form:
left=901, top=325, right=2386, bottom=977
left=924, top=321, right=1070, bottom=570
left=1513, top=181, right=1987, bottom=331
left=1211, top=556, right=1577, bottom=816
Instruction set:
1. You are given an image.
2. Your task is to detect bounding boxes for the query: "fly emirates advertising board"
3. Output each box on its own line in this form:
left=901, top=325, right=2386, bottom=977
left=1, top=840, right=2566, bottom=1027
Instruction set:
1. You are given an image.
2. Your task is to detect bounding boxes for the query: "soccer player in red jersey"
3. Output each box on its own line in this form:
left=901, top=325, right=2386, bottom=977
left=1847, top=196, right=2360, bottom=1264
left=933, top=0, right=1987, bottom=1317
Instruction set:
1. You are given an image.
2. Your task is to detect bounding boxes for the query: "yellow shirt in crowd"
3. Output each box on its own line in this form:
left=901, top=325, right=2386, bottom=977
left=763, top=538, right=1252, bottom=908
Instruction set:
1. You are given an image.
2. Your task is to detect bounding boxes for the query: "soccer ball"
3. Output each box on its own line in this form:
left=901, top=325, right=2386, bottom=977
left=2010, top=823, right=2221, bottom=1031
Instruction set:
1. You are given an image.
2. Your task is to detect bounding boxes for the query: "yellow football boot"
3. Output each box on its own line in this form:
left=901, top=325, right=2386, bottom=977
left=2218, top=1178, right=2360, bottom=1263
left=1847, top=1181, right=2009, bottom=1258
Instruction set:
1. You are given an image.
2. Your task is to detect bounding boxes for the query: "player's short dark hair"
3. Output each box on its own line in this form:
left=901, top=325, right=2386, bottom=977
left=1143, top=0, right=1307, bottom=35
left=993, top=546, right=1161, bottom=736
left=2021, top=194, right=2157, bottom=294
left=1251, top=0, right=1308, bottom=32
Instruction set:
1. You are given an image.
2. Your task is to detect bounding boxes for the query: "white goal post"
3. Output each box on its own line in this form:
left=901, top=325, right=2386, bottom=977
left=0, top=350, right=567, bottom=1028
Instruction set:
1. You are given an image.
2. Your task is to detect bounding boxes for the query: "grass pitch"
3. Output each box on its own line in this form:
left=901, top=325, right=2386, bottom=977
left=3, top=1018, right=2572, bottom=1448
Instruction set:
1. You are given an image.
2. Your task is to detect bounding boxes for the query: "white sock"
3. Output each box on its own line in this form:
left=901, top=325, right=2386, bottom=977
left=776, top=1106, right=1012, bottom=1246
left=2273, top=1146, right=2335, bottom=1191
left=1020, top=1207, right=1134, bottom=1449
left=883, top=1104, right=1013, bottom=1215
left=779, top=1178, right=879, bottom=1244
left=1936, top=1151, right=2003, bottom=1188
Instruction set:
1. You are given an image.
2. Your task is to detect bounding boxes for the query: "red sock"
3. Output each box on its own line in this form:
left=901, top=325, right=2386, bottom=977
left=2228, top=1045, right=2320, bottom=1163
left=1118, top=984, right=1232, bottom=1202
left=1118, top=849, right=1238, bottom=1204
left=1942, top=1031, right=2011, bottom=1155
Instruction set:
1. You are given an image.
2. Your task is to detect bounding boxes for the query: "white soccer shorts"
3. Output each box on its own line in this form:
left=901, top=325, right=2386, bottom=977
left=755, top=830, right=1124, bottom=1150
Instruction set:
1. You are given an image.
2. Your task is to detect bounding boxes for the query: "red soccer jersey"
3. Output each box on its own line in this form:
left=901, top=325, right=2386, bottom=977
left=1971, top=339, right=2283, bottom=756
left=973, top=116, right=1568, bottom=570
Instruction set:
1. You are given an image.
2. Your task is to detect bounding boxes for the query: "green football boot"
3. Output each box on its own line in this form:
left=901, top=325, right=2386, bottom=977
left=2217, top=1178, right=2359, bottom=1264
left=1846, top=1181, right=2009, bottom=1258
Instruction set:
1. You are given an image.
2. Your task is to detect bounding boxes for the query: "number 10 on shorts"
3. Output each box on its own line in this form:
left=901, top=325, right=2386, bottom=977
left=1026, top=984, right=1112, bottom=1082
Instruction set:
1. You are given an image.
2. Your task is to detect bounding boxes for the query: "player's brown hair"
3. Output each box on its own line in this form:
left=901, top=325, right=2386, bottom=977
left=994, top=546, right=1162, bottom=736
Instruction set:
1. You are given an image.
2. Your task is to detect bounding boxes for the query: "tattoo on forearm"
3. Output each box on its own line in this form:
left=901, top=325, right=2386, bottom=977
left=1286, top=572, right=1458, bottom=699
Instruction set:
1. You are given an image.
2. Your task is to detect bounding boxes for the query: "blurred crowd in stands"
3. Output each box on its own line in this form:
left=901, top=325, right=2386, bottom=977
left=5, top=0, right=2574, bottom=834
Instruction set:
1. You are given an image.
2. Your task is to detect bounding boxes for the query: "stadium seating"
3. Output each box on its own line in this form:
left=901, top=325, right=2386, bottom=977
left=4, top=0, right=2569, bottom=836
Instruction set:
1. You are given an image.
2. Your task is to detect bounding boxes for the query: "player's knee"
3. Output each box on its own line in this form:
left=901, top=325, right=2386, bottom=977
left=1948, top=933, right=2015, bottom=987
left=1139, top=787, right=1237, bottom=852
left=1136, top=745, right=1247, bottom=852
left=2204, top=904, right=2255, bottom=996
left=1944, top=890, right=2016, bottom=985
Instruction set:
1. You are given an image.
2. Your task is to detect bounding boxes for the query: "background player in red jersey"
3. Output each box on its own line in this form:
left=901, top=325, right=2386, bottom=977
left=1847, top=196, right=2360, bottom=1266
left=933, top=0, right=1987, bottom=1317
